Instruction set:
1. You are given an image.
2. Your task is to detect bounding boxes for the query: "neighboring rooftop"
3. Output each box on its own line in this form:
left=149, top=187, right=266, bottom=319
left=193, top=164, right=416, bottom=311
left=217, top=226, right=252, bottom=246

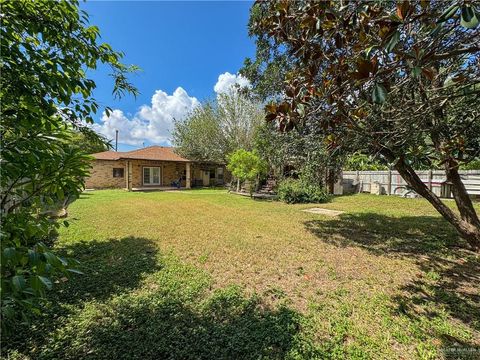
left=91, top=146, right=190, bottom=162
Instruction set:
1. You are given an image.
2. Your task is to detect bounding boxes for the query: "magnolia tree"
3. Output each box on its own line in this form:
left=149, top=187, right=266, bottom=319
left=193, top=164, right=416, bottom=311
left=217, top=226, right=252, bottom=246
left=249, top=0, right=480, bottom=250
left=0, top=0, right=137, bottom=327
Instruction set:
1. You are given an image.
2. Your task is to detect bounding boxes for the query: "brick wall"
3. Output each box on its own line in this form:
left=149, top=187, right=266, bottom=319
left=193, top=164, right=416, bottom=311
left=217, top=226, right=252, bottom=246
left=86, top=159, right=230, bottom=189
left=129, top=160, right=187, bottom=187
left=85, top=160, right=126, bottom=189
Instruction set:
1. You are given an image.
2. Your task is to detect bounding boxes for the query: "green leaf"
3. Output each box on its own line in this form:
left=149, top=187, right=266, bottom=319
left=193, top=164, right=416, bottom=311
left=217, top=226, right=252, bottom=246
left=12, top=275, right=26, bottom=291
left=38, top=276, right=53, bottom=290
left=437, top=4, right=459, bottom=24
left=28, top=249, right=39, bottom=265
left=3, top=247, right=16, bottom=261
left=365, top=46, right=377, bottom=58
left=43, top=251, right=60, bottom=266
left=372, top=83, right=388, bottom=104
left=30, top=275, right=42, bottom=292
left=296, top=103, right=305, bottom=117
left=460, top=6, right=479, bottom=29
left=412, top=67, right=421, bottom=78
left=385, top=31, right=400, bottom=52
left=461, top=5, right=474, bottom=22
left=67, top=268, right=84, bottom=275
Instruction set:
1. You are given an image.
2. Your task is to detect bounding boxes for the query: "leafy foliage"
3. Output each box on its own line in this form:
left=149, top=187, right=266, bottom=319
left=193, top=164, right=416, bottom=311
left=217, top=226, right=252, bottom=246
left=254, top=121, right=344, bottom=187
left=277, top=178, right=330, bottom=204
left=173, top=102, right=224, bottom=162
left=70, top=130, right=112, bottom=154
left=0, top=0, right=137, bottom=328
left=248, top=0, right=480, bottom=248
left=173, top=92, right=264, bottom=163
left=460, top=158, right=480, bottom=170
left=227, top=149, right=268, bottom=193
left=344, top=153, right=389, bottom=171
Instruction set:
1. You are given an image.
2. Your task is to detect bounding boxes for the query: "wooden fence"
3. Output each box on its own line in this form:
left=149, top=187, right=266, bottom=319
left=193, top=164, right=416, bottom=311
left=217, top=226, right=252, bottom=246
left=340, top=170, right=480, bottom=198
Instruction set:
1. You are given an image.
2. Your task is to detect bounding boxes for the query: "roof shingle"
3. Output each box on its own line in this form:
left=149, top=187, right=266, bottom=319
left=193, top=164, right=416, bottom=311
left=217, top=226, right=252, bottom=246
left=91, top=146, right=190, bottom=162
left=91, top=150, right=123, bottom=160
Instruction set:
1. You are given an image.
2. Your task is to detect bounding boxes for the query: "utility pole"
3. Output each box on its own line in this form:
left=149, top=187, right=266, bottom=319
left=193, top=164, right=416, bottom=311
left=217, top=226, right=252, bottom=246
left=115, top=130, right=118, bottom=151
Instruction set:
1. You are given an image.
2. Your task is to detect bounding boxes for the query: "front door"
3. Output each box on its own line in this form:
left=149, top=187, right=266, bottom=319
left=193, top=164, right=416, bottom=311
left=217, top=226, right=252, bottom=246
left=143, top=167, right=161, bottom=185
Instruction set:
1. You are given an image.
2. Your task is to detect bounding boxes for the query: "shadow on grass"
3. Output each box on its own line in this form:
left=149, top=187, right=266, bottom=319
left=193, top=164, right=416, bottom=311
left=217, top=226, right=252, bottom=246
left=56, top=236, right=161, bottom=303
left=3, top=237, right=161, bottom=353
left=304, top=213, right=461, bottom=256
left=44, top=288, right=301, bottom=360
left=304, top=213, right=480, bottom=342
left=5, top=237, right=302, bottom=360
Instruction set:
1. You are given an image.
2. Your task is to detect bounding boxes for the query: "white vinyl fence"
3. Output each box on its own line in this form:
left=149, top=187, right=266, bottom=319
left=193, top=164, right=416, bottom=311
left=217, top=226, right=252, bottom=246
left=341, top=170, right=480, bottom=198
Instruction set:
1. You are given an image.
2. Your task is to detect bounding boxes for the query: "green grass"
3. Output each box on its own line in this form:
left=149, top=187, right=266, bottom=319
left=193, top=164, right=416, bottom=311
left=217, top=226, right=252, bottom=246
left=5, top=190, right=480, bottom=359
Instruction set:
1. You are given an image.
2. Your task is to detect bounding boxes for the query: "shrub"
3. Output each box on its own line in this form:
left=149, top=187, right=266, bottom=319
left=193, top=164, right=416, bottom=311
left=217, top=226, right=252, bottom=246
left=277, top=178, right=330, bottom=204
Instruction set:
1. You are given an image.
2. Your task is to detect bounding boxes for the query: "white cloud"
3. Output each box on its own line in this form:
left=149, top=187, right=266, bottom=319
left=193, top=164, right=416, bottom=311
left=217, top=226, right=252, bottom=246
left=92, top=87, right=199, bottom=146
left=214, top=72, right=251, bottom=95
left=92, top=73, right=251, bottom=146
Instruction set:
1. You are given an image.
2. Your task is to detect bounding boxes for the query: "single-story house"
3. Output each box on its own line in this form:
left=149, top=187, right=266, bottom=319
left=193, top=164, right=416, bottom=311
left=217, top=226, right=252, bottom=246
left=85, top=146, right=229, bottom=190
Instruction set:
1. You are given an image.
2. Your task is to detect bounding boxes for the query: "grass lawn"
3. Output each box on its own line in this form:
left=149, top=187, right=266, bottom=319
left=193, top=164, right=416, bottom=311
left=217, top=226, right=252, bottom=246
left=5, top=190, right=480, bottom=359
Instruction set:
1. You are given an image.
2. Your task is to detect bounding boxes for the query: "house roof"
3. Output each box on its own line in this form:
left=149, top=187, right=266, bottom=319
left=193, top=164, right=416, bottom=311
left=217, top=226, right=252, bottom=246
left=92, top=150, right=122, bottom=160
left=91, top=146, right=191, bottom=162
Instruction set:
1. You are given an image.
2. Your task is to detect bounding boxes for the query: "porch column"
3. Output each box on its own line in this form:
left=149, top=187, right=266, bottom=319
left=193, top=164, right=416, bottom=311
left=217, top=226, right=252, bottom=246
left=127, top=160, right=133, bottom=191
left=186, top=162, right=191, bottom=189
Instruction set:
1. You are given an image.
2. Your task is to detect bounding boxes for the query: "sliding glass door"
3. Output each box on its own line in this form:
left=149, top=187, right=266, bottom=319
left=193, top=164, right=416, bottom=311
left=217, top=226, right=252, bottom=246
left=143, top=167, right=161, bottom=185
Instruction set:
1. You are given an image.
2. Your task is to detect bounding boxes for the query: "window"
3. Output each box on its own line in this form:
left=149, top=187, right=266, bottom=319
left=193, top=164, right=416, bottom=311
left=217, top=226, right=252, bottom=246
left=209, top=169, right=215, bottom=179
left=143, top=167, right=161, bottom=185
left=113, top=168, right=124, bottom=178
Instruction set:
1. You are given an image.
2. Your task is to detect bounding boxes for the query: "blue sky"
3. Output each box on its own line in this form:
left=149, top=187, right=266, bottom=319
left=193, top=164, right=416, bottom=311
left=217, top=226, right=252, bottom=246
left=82, top=1, right=255, bottom=151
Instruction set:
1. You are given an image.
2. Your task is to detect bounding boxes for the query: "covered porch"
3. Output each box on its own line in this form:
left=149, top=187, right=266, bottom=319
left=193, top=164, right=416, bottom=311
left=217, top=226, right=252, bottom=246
left=125, top=159, right=192, bottom=191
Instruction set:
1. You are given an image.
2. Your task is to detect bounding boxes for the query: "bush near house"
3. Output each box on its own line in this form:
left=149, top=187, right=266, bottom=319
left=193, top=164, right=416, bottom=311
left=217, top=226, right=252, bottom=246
left=277, top=178, right=330, bottom=204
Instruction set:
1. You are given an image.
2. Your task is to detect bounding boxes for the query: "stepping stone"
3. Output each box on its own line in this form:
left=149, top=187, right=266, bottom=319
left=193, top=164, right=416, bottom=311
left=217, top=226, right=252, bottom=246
left=302, top=208, right=344, bottom=216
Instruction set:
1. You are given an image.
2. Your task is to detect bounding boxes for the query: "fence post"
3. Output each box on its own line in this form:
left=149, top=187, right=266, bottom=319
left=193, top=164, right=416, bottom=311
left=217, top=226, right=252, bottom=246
left=356, top=170, right=360, bottom=193
left=388, top=168, right=392, bottom=195
left=428, top=169, right=433, bottom=191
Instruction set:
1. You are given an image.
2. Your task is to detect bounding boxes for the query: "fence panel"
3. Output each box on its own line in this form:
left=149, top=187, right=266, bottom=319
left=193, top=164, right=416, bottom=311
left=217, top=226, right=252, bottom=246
left=341, top=170, right=480, bottom=198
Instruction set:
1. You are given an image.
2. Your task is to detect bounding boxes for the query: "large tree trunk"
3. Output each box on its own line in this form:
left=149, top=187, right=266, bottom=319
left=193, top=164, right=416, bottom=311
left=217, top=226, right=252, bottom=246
left=382, top=152, right=480, bottom=251
left=444, top=159, right=480, bottom=248
left=326, top=167, right=335, bottom=194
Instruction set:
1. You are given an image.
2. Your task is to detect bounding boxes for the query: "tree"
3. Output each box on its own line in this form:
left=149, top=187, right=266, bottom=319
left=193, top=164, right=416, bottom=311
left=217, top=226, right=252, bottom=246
left=71, top=130, right=112, bottom=154
left=172, top=102, right=224, bottom=162
left=1, top=0, right=137, bottom=328
left=227, top=149, right=268, bottom=194
left=173, top=91, right=264, bottom=163
left=254, top=120, right=344, bottom=190
left=249, top=0, right=480, bottom=250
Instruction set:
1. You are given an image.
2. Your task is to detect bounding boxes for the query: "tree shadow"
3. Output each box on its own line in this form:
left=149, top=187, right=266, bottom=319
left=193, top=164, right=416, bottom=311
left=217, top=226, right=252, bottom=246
left=304, top=213, right=480, bottom=344
left=55, top=236, right=161, bottom=304
left=3, top=237, right=161, bottom=354
left=42, top=287, right=301, bottom=359
left=5, top=237, right=302, bottom=359
left=304, top=213, right=462, bottom=256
